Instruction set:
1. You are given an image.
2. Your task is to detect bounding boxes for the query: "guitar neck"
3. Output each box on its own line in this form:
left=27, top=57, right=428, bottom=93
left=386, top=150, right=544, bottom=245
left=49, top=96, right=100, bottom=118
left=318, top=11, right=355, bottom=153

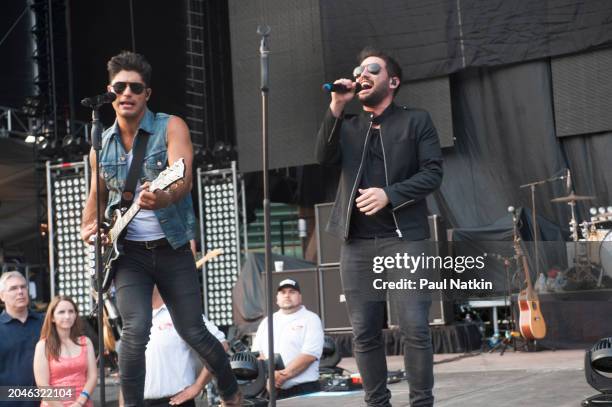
left=515, top=239, right=537, bottom=297
left=521, top=255, right=535, bottom=293
left=109, top=203, right=142, bottom=241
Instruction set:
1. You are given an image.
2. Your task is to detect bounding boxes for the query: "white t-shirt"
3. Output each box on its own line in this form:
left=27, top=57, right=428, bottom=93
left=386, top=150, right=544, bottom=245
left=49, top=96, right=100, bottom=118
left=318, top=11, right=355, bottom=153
left=124, top=149, right=165, bottom=241
left=144, top=305, right=226, bottom=399
left=252, top=306, right=324, bottom=389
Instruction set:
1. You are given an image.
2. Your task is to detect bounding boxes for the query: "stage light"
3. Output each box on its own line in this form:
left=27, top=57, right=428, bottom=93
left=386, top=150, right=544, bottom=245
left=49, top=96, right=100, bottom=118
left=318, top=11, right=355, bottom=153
left=48, top=163, right=91, bottom=314
left=320, top=335, right=342, bottom=371
left=583, top=337, right=612, bottom=406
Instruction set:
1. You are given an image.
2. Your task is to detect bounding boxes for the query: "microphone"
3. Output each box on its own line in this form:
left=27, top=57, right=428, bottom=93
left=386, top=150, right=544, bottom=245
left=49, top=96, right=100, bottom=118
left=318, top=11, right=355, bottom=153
left=507, top=206, right=515, bottom=215
left=322, top=82, right=362, bottom=94
left=566, top=168, right=572, bottom=192
left=81, top=92, right=116, bottom=108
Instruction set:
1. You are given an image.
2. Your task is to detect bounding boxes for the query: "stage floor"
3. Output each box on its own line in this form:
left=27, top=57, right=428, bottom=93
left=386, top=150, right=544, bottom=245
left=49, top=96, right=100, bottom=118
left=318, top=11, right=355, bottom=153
left=96, top=349, right=591, bottom=406
left=279, top=350, right=590, bottom=407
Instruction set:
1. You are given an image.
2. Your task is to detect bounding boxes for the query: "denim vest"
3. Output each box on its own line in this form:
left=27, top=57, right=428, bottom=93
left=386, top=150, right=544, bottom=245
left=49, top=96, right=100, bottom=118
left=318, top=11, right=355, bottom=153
left=99, top=108, right=196, bottom=249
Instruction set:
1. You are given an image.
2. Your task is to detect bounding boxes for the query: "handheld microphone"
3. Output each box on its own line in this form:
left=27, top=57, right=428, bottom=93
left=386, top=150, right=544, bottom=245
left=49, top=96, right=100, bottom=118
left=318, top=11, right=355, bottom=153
left=81, top=92, right=116, bottom=108
left=322, top=82, right=362, bottom=94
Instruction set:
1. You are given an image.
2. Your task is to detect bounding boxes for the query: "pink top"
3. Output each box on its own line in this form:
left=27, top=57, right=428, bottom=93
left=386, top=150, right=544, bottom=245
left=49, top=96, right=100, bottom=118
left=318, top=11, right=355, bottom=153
left=41, top=336, right=92, bottom=407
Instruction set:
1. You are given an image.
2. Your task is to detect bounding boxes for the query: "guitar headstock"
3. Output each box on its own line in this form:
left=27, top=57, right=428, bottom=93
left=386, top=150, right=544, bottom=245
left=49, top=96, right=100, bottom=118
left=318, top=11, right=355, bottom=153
left=149, top=158, right=186, bottom=192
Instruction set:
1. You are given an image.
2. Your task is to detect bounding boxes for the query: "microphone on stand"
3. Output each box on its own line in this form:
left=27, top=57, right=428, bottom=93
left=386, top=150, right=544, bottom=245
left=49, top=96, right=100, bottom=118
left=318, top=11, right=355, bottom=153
left=322, top=82, right=362, bottom=94
left=566, top=168, right=572, bottom=192
left=81, top=92, right=116, bottom=108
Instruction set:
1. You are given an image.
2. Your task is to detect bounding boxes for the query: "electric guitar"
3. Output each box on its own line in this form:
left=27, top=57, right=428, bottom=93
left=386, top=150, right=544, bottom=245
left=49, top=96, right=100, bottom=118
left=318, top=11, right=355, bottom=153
left=515, top=238, right=547, bottom=340
left=90, top=158, right=185, bottom=294
left=195, top=248, right=224, bottom=269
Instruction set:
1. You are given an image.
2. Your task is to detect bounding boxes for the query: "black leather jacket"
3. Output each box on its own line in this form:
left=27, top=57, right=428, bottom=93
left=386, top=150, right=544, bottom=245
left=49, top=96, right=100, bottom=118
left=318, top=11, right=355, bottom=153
left=315, top=102, right=443, bottom=240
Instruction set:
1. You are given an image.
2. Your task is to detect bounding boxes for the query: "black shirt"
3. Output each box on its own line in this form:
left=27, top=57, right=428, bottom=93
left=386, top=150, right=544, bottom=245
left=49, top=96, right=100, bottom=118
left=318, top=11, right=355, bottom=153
left=349, top=128, right=397, bottom=238
left=0, top=310, right=43, bottom=407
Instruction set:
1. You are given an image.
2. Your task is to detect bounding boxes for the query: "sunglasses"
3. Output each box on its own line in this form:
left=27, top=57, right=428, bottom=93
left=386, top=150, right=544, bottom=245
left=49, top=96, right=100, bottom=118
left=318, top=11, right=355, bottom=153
left=353, top=63, right=382, bottom=78
left=111, top=81, right=146, bottom=95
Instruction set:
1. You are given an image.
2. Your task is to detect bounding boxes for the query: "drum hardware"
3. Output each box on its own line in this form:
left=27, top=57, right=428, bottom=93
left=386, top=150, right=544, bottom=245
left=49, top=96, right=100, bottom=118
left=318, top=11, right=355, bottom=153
left=551, top=192, right=595, bottom=242
left=550, top=190, right=612, bottom=288
left=521, top=169, right=572, bottom=276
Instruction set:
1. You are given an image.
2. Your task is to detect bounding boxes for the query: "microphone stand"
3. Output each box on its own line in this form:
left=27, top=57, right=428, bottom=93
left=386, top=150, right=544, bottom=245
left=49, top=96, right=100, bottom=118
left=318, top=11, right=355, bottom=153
left=519, top=170, right=570, bottom=280
left=258, top=25, right=276, bottom=407
left=88, top=104, right=106, bottom=406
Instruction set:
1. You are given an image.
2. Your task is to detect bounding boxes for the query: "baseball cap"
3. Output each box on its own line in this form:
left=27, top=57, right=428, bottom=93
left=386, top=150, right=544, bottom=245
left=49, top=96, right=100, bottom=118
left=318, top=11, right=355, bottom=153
left=277, top=278, right=300, bottom=292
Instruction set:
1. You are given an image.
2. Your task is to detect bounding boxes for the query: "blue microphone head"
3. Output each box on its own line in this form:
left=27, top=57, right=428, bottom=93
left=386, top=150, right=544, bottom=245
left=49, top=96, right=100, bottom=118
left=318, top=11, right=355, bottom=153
left=322, top=83, right=333, bottom=92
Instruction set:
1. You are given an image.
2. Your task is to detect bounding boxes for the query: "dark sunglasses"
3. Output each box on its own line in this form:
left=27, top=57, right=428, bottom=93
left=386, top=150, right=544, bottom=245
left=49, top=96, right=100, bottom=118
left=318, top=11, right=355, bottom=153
left=111, top=81, right=146, bottom=95
left=353, top=63, right=382, bottom=78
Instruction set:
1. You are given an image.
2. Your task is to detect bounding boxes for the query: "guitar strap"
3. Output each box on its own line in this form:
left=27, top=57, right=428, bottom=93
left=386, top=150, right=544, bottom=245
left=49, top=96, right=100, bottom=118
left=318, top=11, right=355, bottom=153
left=120, top=131, right=150, bottom=210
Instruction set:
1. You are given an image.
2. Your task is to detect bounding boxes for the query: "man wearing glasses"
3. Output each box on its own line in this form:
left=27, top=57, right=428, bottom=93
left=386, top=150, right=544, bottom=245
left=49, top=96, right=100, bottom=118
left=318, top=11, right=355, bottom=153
left=80, top=51, right=240, bottom=407
left=315, top=48, right=443, bottom=407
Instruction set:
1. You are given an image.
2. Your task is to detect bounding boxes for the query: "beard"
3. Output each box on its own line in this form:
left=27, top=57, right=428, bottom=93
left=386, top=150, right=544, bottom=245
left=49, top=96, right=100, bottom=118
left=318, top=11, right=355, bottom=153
left=358, top=85, right=389, bottom=107
left=278, top=302, right=300, bottom=312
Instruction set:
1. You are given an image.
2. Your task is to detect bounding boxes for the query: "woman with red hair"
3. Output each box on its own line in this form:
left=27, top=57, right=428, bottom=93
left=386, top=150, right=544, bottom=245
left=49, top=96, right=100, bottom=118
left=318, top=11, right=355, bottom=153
left=33, top=296, right=97, bottom=407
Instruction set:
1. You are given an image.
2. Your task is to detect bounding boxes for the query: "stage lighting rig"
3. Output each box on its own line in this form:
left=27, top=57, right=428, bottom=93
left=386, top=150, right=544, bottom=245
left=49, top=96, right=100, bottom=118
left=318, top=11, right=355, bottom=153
left=193, top=144, right=214, bottom=171
left=319, top=335, right=342, bottom=372
left=22, top=96, right=46, bottom=117
left=46, top=158, right=92, bottom=314
left=230, top=351, right=285, bottom=399
left=583, top=337, right=612, bottom=405
left=212, top=141, right=237, bottom=169
left=196, top=161, right=247, bottom=327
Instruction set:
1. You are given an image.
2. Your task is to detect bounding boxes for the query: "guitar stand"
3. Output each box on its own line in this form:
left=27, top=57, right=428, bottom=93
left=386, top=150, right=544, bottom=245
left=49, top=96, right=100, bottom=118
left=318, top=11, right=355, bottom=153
left=488, top=331, right=526, bottom=355
left=489, top=252, right=525, bottom=355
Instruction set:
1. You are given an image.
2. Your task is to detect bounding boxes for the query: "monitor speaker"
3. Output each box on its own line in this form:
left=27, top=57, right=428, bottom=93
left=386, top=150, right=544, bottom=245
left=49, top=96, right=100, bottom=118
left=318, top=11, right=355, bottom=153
left=318, top=266, right=351, bottom=331
left=315, top=202, right=342, bottom=266
left=388, top=214, right=454, bottom=325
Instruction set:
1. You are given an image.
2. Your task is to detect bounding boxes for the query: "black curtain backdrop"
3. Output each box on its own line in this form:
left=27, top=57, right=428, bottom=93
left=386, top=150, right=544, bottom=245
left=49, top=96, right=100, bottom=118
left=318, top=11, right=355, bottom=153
left=431, top=60, right=570, bottom=229
left=428, top=58, right=612, bottom=231
left=319, top=0, right=612, bottom=81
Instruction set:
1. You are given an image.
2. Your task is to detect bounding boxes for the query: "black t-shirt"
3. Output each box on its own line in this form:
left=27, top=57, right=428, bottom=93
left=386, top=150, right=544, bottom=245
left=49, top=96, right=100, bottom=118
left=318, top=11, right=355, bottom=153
left=349, top=128, right=397, bottom=238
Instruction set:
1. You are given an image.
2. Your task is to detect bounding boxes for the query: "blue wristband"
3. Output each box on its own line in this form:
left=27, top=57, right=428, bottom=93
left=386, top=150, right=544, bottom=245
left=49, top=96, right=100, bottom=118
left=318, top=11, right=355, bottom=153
left=80, top=390, right=91, bottom=400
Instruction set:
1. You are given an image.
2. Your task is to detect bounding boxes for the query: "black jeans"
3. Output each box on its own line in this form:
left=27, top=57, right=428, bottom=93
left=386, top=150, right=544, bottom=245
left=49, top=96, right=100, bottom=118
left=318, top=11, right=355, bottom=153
left=340, top=237, right=434, bottom=407
left=114, top=241, right=238, bottom=406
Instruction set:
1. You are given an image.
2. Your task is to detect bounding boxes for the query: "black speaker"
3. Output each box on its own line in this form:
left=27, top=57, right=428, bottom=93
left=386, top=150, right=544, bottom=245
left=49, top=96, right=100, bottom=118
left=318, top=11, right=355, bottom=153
left=552, top=47, right=612, bottom=138
left=395, top=77, right=454, bottom=148
left=318, top=266, right=351, bottom=331
left=315, top=202, right=342, bottom=266
left=268, top=269, right=320, bottom=316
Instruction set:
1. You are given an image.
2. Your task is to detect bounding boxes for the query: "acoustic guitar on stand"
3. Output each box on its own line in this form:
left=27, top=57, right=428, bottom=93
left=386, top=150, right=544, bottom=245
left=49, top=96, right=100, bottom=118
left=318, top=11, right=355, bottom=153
left=515, top=237, right=547, bottom=340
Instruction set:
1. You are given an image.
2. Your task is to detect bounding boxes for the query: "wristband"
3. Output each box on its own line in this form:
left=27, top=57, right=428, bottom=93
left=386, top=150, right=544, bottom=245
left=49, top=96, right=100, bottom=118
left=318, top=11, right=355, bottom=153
left=80, top=390, right=91, bottom=400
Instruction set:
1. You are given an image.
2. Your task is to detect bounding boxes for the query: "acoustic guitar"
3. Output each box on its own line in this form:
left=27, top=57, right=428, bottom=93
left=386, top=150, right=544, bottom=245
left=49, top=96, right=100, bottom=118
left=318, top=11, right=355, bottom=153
left=515, top=238, right=547, bottom=340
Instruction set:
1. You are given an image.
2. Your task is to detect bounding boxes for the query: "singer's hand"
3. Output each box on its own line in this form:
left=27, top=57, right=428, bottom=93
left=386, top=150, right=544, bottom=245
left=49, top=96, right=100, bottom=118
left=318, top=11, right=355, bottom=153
left=356, top=188, right=389, bottom=215
left=330, top=78, right=357, bottom=117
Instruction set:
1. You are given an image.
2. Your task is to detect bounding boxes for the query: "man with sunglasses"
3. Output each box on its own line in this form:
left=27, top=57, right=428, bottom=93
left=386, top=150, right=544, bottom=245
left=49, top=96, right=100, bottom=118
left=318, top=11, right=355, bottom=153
left=316, top=48, right=443, bottom=407
left=80, top=51, right=240, bottom=407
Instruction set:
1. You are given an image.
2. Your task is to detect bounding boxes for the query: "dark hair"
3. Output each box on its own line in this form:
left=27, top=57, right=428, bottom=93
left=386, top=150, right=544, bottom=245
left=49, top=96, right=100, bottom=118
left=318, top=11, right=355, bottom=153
left=107, top=51, right=152, bottom=86
left=358, top=47, right=402, bottom=95
left=40, top=296, right=84, bottom=361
